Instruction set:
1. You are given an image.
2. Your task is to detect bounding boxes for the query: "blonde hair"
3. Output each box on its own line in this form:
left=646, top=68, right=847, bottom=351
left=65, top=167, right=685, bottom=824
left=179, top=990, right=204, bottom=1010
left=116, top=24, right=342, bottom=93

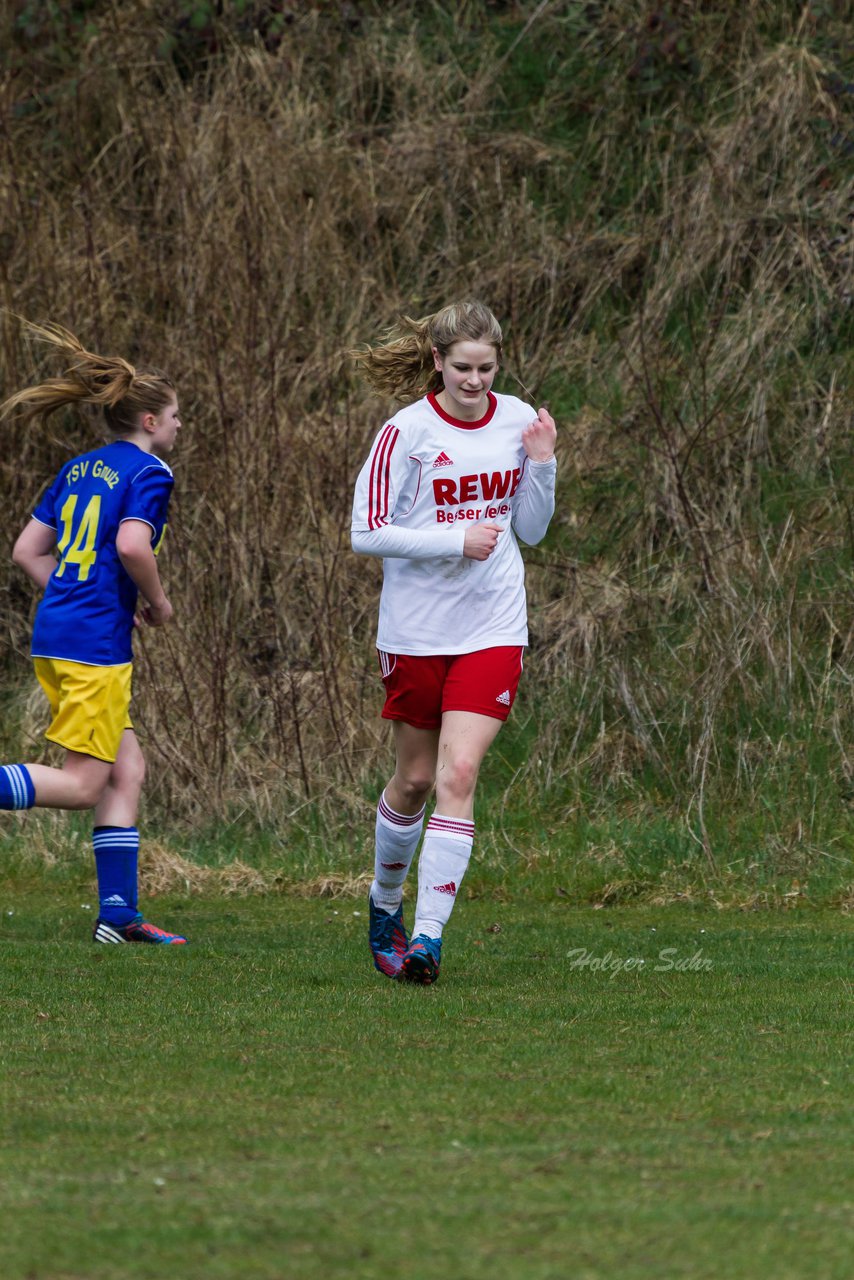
left=352, top=301, right=503, bottom=402
left=0, top=320, right=176, bottom=435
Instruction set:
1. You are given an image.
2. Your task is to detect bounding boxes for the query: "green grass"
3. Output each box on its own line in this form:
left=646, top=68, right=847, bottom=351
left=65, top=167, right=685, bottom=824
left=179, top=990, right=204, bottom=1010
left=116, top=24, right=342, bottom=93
left=0, top=892, right=851, bottom=1279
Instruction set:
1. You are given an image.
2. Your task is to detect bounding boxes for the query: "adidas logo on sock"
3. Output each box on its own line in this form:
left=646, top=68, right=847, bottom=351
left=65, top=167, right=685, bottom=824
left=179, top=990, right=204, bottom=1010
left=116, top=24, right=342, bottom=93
left=432, top=451, right=454, bottom=468
left=496, top=689, right=511, bottom=706
left=102, top=894, right=128, bottom=906
left=433, top=881, right=457, bottom=895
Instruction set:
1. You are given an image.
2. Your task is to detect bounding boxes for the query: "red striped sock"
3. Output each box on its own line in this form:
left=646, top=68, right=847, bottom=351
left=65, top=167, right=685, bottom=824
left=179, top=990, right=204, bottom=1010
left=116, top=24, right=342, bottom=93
left=412, top=813, right=475, bottom=940
left=370, top=791, right=425, bottom=911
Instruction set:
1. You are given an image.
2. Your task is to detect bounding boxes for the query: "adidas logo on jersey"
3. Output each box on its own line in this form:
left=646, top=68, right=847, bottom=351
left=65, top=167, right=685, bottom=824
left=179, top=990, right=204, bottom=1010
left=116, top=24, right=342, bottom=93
left=496, top=689, right=511, bottom=706
left=432, top=451, right=454, bottom=468
left=432, top=881, right=457, bottom=895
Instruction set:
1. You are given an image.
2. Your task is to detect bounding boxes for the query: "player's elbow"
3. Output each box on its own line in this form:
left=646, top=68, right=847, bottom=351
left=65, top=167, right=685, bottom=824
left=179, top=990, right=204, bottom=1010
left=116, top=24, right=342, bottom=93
left=351, top=528, right=373, bottom=556
left=514, top=505, right=555, bottom=548
left=12, top=528, right=49, bottom=576
left=514, top=523, right=547, bottom=548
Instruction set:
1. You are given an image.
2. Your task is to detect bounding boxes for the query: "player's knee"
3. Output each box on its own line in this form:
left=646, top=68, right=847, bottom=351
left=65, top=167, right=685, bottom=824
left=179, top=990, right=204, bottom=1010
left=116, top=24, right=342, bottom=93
left=70, top=775, right=109, bottom=809
left=111, top=751, right=145, bottom=794
left=440, top=755, right=480, bottom=802
left=396, top=771, right=434, bottom=806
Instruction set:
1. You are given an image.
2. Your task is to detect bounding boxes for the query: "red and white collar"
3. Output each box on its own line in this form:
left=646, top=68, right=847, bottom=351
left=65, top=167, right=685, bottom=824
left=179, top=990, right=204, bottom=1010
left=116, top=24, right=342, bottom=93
left=427, top=390, right=497, bottom=430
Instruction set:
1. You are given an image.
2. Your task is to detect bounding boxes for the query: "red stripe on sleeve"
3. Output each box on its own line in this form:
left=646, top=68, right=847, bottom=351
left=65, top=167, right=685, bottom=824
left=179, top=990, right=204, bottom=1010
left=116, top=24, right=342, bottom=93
left=368, top=424, right=398, bottom=529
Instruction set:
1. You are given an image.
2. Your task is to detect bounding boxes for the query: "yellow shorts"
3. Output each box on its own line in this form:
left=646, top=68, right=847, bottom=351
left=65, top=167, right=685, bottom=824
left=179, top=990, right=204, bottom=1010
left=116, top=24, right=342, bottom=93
left=33, top=658, right=133, bottom=763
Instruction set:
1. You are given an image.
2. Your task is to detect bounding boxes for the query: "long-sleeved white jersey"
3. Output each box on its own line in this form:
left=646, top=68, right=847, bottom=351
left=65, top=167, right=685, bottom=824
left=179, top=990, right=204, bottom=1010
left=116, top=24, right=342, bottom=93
left=351, top=390, right=557, bottom=655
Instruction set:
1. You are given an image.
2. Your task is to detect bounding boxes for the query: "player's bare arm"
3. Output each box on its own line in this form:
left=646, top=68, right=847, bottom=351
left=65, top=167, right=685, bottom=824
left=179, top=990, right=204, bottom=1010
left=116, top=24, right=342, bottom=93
left=12, top=519, right=59, bottom=590
left=116, top=519, right=173, bottom=626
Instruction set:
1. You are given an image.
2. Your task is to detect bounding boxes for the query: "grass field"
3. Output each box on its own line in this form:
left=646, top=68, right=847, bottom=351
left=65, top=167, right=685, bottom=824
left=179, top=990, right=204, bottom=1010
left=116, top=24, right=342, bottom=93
left=1, top=892, right=850, bottom=1280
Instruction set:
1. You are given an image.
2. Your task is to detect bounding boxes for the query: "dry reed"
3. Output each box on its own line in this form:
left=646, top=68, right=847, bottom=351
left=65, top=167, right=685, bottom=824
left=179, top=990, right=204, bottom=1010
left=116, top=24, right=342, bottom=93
left=0, top=2, right=851, bottom=882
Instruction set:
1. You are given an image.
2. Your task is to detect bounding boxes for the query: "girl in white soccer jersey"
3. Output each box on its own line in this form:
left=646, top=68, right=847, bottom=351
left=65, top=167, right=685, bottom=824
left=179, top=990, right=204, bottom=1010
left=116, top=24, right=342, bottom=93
left=0, top=321, right=187, bottom=944
left=351, top=300, right=556, bottom=984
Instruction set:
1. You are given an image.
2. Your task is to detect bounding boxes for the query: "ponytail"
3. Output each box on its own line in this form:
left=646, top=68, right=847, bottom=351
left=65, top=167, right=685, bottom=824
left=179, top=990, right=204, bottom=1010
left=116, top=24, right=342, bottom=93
left=1, top=320, right=175, bottom=435
left=352, top=301, right=503, bottom=403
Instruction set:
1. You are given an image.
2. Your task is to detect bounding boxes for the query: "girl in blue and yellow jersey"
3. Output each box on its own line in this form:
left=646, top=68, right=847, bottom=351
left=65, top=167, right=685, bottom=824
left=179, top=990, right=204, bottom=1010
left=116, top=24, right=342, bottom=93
left=0, top=321, right=187, bottom=943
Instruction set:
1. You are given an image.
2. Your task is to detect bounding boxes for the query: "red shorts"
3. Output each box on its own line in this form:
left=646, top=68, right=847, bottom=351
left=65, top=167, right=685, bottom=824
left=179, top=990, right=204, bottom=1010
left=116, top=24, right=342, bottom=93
left=378, top=646, right=524, bottom=730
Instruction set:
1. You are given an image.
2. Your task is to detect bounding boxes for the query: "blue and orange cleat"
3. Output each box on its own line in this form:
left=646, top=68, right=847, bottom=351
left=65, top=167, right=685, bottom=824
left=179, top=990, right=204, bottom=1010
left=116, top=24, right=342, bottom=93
left=369, top=896, right=409, bottom=978
left=400, top=933, right=442, bottom=985
left=93, top=914, right=188, bottom=945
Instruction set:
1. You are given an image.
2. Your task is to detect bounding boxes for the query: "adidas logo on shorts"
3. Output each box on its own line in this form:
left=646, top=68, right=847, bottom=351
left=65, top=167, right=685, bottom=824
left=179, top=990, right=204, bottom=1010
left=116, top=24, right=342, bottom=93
left=496, top=689, right=511, bottom=706
left=432, top=451, right=454, bottom=468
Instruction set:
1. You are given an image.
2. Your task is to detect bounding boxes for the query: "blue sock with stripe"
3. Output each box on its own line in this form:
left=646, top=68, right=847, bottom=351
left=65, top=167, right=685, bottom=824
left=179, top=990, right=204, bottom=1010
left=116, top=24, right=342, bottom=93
left=0, top=765, right=36, bottom=810
left=92, top=826, right=139, bottom=926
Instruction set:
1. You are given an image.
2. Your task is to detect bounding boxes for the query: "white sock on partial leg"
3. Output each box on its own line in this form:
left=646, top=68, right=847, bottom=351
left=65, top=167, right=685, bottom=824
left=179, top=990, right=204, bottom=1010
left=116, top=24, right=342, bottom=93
left=370, top=791, right=426, bottom=911
left=412, top=814, right=475, bottom=940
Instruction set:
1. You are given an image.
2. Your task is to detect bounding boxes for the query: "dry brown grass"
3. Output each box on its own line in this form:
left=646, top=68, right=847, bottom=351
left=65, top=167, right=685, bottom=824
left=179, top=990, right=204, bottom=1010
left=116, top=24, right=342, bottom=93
left=0, top=3, right=851, bottom=879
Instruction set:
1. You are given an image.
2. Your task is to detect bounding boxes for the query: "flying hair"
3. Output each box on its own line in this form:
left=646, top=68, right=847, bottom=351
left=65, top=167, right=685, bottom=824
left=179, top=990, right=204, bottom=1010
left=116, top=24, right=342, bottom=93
left=352, top=301, right=503, bottom=403
left=0, top=319, right=175, bottom=436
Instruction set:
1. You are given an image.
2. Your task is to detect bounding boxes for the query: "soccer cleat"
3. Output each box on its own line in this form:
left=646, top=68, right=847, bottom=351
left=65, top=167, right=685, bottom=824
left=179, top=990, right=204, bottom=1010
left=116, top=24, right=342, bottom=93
left=400, top=933, right=442, bottom=985
left=93, top=914, right=188, bottom=945
left=369, top=895, right=409, bottom=978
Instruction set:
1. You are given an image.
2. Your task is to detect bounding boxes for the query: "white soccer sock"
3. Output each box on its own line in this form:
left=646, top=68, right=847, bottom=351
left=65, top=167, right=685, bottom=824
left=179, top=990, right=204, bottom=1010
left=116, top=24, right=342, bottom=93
left=412, top=814, right=475, bottom=940
left=370, top=791, right=426, bottom=911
